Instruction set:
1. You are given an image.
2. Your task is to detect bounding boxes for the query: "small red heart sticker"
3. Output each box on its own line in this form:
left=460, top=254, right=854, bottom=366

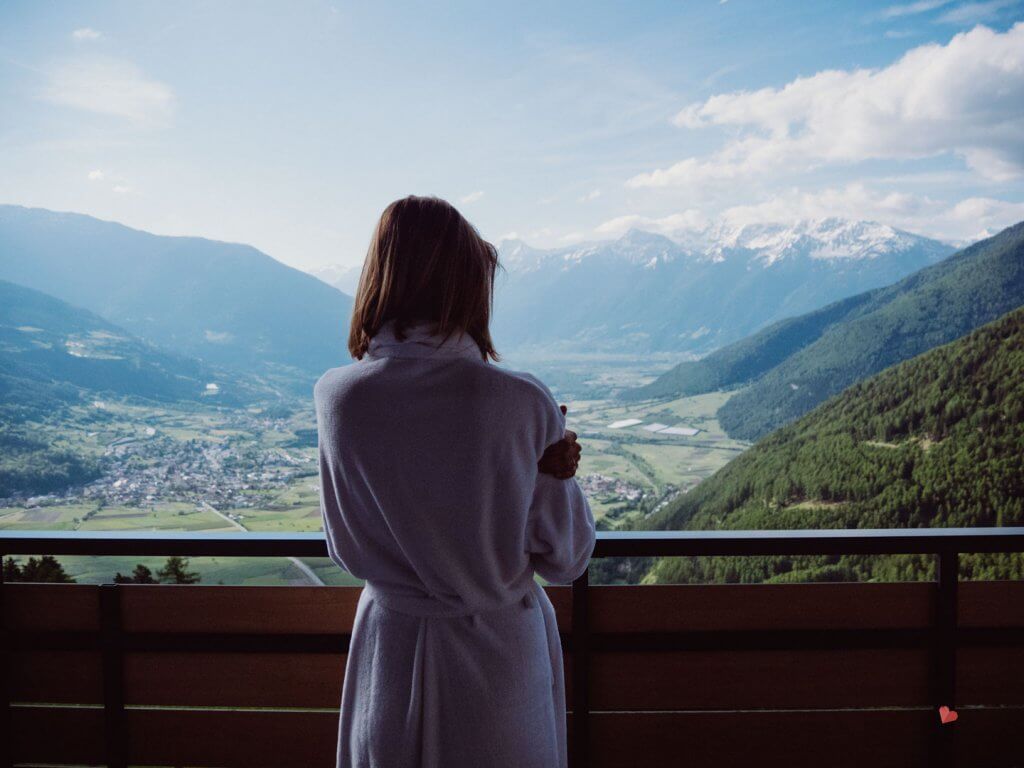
left=938, top=706, right=958, bottom=724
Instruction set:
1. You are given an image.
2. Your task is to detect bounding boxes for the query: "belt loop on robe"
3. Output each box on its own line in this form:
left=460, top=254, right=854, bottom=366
left=362, top=580, right=539, bottom=622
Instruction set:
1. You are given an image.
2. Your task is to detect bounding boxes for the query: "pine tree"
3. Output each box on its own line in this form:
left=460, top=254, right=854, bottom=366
left=113, top=564, right=158, bottom=584
left=156, top=556, right=201, bottom=584
left=3, top=555, right=75, bottom=583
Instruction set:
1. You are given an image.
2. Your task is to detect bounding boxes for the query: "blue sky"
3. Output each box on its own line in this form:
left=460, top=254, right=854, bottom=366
left=2, top=0, right=1023, bottom=271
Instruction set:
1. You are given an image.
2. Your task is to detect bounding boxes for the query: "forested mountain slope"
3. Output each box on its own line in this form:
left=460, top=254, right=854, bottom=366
left=641, top=306, right=1024, bottom=584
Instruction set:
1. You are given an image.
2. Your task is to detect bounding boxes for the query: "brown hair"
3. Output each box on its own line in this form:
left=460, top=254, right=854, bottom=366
left=347, top=195, right=503, bottom=362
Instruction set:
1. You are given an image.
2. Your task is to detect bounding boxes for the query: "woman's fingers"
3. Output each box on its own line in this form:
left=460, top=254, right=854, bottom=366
left=537, top=429, right=584, bottom=478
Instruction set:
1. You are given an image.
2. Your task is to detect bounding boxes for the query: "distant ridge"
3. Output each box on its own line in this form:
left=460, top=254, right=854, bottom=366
left=0, top=205, right=354, bottom=390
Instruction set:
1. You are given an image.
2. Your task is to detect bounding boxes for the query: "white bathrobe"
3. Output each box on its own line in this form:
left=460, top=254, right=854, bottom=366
left=314, top=318, right=596, bottom=768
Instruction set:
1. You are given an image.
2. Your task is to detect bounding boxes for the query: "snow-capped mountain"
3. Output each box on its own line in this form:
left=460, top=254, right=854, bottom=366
left=491, top=218, right=954, bottom=355
left=701, top=218, right=940, bottom=266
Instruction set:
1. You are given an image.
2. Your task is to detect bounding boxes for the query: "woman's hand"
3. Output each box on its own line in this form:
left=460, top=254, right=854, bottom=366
left=538, top=404, right=583, bottom=479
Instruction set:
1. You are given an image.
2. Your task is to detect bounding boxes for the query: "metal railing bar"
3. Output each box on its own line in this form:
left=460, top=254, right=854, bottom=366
left=3, top=527, right=1024, bottom=558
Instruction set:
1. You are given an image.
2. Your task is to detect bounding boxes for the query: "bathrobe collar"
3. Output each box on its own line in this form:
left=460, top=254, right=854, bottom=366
left=366, top=318, right=487, bottom=362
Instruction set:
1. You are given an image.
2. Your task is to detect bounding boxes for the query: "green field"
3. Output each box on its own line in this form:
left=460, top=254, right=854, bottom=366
left=1, top=381, right=751, bottom=584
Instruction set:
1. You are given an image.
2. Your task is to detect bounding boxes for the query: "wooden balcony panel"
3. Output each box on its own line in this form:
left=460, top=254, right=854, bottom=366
left=124, top=651, right=346, bottom=708
left=959, top=580, right=1024, bottom=627
left=958, top=647, right=1024, bottom=705
left=588, top=583, right=934, bottom=633
left=119, top=584, right=361, bottom=634
left=590, top=649, right=930, bottom=710
left=10, top=704, right=104, bottom=765
left=546, top=584, right=572, bottom=629
left=8, top=650, right=102, bottom=704
left=125, top=708, right=339, bottom=768
left=953, top=706, right=1024, bottom=767
left=3, top=582, right=99, bottom=632
left=589, top=710, right=934, bottom=768
left=114, top=583, right=571, bottom=633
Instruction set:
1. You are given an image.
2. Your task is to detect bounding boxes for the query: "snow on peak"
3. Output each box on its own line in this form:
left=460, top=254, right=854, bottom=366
left=497, top=217, right=941, bottom=273
left=700, top=217, right=926, bottom=266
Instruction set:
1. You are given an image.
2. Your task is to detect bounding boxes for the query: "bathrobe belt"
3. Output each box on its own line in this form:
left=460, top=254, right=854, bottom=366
left=362, top=579, right=539, bottom=622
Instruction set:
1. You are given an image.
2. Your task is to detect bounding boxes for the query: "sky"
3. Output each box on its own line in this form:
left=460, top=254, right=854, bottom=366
left=2, top=0, right=1024, bottom=272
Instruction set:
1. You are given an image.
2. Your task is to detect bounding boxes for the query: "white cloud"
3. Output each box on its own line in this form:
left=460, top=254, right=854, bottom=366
left=112, top=184, right=132, bottom=194
left=41, top=56, right=175, bottom=125
left=579, top=188, right=602, bottom=202
left=87, top=169, right=104, bottom=180
left=937, top=0, right=1020, bottom=24
left=629, top=24, right=1024, bottom=188
left=881, top=0, right=953, bottom=18
left=459, top=190, right=484, bottom=204
left=595, top=209, right=708, bottom=238
left=72, top=28, right=102, bottom=41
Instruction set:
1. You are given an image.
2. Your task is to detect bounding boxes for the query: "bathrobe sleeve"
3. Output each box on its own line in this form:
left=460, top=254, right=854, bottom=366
left=521, top=375, right=597, bottom=585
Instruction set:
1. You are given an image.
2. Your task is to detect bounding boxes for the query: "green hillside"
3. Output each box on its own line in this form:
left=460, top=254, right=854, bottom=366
left=624, top=222, right=1024, bottom=441
left=642, top=306, right=1024, bottom=584
left=0, top=280, right=259, bottom=414
left=620, top=291, right=875, bottom=401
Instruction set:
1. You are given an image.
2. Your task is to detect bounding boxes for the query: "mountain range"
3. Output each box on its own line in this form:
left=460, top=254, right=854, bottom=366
left=485, top=218, right=953, bottom=355
left=0, top=205, right=354, bottom=391
left=625, top=221, right=1024, bottom=440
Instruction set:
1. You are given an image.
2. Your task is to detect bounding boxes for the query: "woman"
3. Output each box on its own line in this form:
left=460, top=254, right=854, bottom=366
left=315, top=195, right=596, bottom=768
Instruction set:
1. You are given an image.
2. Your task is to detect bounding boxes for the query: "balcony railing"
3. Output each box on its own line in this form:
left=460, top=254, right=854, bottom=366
left=3, top=528, right=1024, bottom=768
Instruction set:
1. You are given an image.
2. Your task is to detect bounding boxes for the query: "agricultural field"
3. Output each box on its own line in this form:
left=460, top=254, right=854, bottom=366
left=1, top=364, right=750, bottom=584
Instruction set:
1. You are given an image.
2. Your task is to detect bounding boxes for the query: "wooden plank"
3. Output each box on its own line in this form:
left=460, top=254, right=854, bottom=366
left=589, top=710, right=931, bottom=768
left=8, top=651, right=102, bottom=704
left=589, top=583, right=933, bottom=633
left=958, top=648, right=1024, bottom=705
left=120, top=584, right=362, bottom=633
left=122, top=650, right=574, bottom=710
left=124, top=652, right=346, bottom=707
left=126, top=708, right=340, bottom=768
left=546, top=585, right=571, bottom=630
left=590, top=649, right=930, bottom=710
left=10, top=704, right=104, bottom=765
left=955, top=705, right=1024, bottom=766
left=3, top=583, right=99, bottom=632
left=119, top=584, right=571, bottom=634
left=959, top=581, right=1024, bottom=627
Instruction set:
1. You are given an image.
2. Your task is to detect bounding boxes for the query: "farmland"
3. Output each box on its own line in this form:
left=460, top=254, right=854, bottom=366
left=1, top=357, right=749, bottom=584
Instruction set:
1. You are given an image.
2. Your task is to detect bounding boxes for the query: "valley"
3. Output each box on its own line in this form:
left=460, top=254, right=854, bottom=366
left=0, top=354, right=749, bottom=585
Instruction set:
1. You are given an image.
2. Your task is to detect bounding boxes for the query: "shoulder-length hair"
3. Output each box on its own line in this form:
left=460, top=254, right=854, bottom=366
left=347, top=195, right=503, bottom=362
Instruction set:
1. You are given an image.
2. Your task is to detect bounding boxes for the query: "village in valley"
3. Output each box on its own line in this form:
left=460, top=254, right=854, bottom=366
left=0, top=375, right=748, bottom=584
